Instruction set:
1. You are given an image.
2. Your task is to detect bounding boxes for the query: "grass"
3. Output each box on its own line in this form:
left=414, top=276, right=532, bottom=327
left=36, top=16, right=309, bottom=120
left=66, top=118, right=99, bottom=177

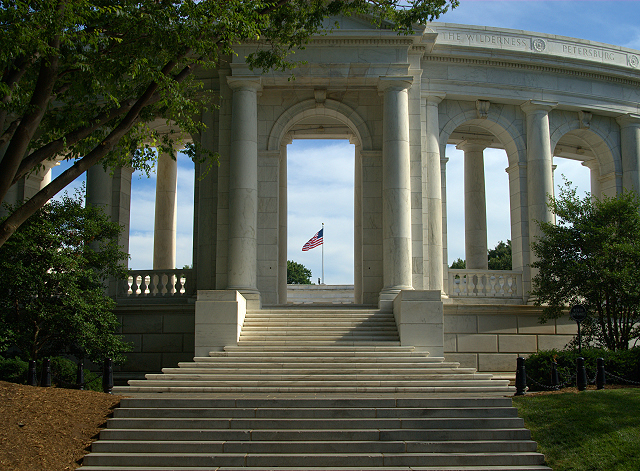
left=513, top=388, right=640, bottom=471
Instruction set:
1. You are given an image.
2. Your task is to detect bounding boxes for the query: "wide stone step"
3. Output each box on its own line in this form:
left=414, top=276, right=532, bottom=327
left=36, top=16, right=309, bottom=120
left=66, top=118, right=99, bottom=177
left=239, top=327, right=398, bottom=333
left=118, top=397, right=515, bottom=409
left=235, top=340, right=401, bottom=346
left=223, top=345, right=416, bottom=352
left=113, top=406, right=518, bottom=419
left=80, top=466, right=551, bottom=471
left=106, top=417, right=524, bottom=430
left=82, top=451, right=545, bottom=467
left=91, top=439, right=537, bottom=453
left=97, top=427, right=532, bottom=442
left=144, top=376, right=492, bottom=386
left=165, top=367, right=479, bottom=375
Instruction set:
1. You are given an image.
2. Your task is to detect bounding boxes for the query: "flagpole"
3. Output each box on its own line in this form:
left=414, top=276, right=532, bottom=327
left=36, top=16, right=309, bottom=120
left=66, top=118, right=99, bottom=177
left=321, top=222, right=324, bottom=285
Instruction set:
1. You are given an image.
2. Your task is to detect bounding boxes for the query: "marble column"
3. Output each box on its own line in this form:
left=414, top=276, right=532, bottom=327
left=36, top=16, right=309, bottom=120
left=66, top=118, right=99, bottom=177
left=616, top=113, right=640, bottom=196
left=379, top=76, right=413, bottom=305
left=424, top=92, right=446, bottom=293
left=521, top=101, right=556, bottom=249
left=227, top=77, right=261, bottom=294
left=354, top=141, right=363, bottom=305
left=582, top=159, right=601, bottom=200
left=278, top=138, right=290, bottom=304
left=457, top=140, right=489, bottom=270
left=86, top=164, right=112, bottom=216
left=153, top=151, right=178, bottom=270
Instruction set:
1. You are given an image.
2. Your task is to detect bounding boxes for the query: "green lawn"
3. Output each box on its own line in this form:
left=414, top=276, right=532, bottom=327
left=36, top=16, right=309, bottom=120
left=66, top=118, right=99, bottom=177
left=513, top=389, right=640, bottom=471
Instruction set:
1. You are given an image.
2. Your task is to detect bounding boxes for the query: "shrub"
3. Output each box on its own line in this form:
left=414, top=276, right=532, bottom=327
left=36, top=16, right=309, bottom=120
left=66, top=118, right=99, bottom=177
left=524, top=347, right=640, bottom=391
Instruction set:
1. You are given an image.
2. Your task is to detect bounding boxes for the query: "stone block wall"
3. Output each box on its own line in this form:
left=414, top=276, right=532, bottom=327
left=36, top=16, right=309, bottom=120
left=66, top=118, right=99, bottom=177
left=444, top=304, right=577, bottom=372
left=115, top=303, right=195, bottom=381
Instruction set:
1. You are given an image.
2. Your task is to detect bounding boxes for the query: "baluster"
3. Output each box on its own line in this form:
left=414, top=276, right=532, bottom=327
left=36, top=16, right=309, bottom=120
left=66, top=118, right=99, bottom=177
left=175, top=273, right=183, bottom=295
left=131, top=275, right=140, bottom=295
left=163, top=273, right=171, bottom=295
left=480, top=274, right=489, bottom=296
left=494, top=275, right=505, bottom=296
left=469, top=274, right=477, bottom=296
left=141, top=274, right=149, bottom=296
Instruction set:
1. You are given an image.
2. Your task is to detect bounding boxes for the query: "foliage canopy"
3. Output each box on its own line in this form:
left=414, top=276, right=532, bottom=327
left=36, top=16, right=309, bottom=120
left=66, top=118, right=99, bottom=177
left=530, top=182, right=640, bottom=350
left=0, top=0, right=458, bottom=247
left=0, top=190, right=131, bottom=362
left=448, top=240, right=512, bottom=270
left=287, top=259, right=312, bottom=284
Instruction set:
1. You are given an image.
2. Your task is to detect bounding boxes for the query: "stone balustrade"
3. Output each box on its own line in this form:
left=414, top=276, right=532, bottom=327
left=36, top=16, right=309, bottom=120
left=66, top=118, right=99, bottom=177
left=448, top=269, right=523, bottom=300
left=120, top=269, right=194, bottom=299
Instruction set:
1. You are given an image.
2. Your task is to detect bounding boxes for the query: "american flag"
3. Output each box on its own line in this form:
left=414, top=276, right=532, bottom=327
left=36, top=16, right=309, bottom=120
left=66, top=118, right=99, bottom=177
left=302, top=228, right=323, bottom=251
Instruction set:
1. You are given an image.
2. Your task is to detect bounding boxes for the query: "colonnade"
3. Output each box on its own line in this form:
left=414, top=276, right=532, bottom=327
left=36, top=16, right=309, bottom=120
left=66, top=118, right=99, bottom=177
left=73, top=86, right=640, bottom=306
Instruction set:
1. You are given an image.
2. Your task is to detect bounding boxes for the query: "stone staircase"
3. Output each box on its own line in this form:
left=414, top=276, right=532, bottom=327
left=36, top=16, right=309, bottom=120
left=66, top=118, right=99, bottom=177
left=80, top=306, right=550, bottom=470
left=116, top=307, right=512, bottom=394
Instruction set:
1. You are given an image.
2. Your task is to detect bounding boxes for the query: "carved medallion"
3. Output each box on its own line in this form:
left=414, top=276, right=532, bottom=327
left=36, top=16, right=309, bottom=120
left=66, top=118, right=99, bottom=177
left=532, top=38, right=546, bottom=52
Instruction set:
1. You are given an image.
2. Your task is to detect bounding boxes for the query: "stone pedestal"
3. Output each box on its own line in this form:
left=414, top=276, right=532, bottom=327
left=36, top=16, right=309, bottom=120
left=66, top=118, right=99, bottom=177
left=393, top=290, right=444, bottom=357
left=194, top=290, right=246, bottom=357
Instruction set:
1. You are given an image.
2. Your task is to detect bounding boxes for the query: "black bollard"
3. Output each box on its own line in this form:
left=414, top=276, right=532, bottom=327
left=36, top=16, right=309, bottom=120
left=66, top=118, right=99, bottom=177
left=27, top=360, right=37, bottom=386
left=102, top=358, right=113, bottom=394
left=77, top=360, right=84, bottom=391
left=551, top=361, right=560, bottom=390
left=576, top=357, right=588, bottom=391
left=596, top=357, right=606, bottom=390
left=41, top=358, right=51, bottom=387
left=515, top=357, right=527, bottom=396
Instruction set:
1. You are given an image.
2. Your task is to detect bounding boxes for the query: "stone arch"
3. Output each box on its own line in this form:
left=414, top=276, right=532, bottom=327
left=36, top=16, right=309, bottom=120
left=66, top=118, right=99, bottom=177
left=438, top=104, right=526, bottom=167
left=549, top=113, right=622, bottom=196
left=268, top=99, right=373, bottom=151
left=437, top=101, right=529, bottom=280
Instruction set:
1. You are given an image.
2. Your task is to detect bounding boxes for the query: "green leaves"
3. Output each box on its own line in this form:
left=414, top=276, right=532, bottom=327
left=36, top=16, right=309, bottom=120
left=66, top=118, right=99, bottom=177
left=531, top=180, right=640, bottom=350
left=0, top=188, right=131, bottom=363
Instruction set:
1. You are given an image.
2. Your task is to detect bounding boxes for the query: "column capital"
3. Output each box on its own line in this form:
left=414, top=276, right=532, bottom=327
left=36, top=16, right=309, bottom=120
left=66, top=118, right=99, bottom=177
left=378, top=76, right=413, bottom=92
left=616, top=113, right=640, bottom=127
left=581, top=158, right=600, bottom=170
left=422, top=91, right=446, bottom=105
left=226, top=76, right=262, bottom=92
left=520, top=100, right=558, bottom=114
left=456, top=139, right=492, bottom=152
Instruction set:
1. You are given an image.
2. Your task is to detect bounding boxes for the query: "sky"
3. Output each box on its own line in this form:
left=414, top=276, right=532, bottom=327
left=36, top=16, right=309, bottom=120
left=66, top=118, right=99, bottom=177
left=50, top=0, right=640, bottom=284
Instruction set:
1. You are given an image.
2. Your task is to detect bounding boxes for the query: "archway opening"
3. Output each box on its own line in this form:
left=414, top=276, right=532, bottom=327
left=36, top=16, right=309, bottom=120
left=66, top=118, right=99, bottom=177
left=287, top=139, right=355, bottom=286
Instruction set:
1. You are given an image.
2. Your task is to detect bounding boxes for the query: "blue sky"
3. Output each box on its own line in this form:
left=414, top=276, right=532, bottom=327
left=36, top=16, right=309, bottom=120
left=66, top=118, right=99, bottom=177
left=51, top=1, right=640, bottom=283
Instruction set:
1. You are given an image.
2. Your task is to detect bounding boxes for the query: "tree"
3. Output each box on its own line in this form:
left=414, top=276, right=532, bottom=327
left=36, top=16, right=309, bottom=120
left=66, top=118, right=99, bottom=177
left=450, top=258, right=466, bottom=269
left=287, top=260, right=312, bottom=284
left=530, top=181, right=640, bottom=351
left=449, top=240, right=512, bottom=270
left=488, top=239, right=512, bottom=270
left=0, top=189, right=131, bottom=362
left=0, top=0, right=458, bottom=248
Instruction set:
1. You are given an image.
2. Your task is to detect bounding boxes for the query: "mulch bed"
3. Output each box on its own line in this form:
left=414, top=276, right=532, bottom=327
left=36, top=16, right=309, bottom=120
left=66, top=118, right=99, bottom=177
left=0, top=380, right=122, bottom=471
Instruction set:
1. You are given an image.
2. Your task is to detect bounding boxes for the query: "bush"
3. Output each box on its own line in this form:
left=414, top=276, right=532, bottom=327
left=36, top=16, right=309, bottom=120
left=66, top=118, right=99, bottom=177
left=0, top=355, right=102, bottom=391
left=524, top=347, right=640, bottom=391
left=0, top=355, right=28, bottom=384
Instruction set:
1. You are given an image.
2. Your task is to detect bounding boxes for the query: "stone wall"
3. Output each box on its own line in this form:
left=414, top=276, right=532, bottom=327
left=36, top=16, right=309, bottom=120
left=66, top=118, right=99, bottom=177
left=443, top=304, right=577, bottom=372
left=113, top=301, right=578, bottom=380
left=115, top=303, right=195, bottom=381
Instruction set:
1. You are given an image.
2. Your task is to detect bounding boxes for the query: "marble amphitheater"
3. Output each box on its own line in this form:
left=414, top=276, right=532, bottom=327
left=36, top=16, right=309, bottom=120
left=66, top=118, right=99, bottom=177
left=6, top=15, right=640, bottom=470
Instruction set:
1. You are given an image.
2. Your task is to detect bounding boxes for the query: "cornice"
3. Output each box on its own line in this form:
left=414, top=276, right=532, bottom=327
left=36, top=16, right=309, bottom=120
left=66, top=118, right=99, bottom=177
left=422, top=55, right=640, bottom=86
